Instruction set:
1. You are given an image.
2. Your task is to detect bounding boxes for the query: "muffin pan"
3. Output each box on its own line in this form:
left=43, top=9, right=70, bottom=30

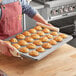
left=4, top=25, right=73, bottom=60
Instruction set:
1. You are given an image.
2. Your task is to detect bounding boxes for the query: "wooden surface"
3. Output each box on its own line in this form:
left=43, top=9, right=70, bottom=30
left=0, top=44, right=76, bottom=76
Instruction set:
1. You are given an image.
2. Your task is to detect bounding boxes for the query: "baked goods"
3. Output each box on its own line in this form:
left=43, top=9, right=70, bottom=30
left=25, top=37, right=34, bottom=42
left=42, top=28, right=50, bottom=33
left=12, top=43, right=21, bottom=49
left=42, top=43, right=52, bottom=49
left=29, top=29, right=37, bottom=33
left=49, top=40, right=57, bottom=45
left=27, top=43, right=36, bottom=49
left=4, top=41, right=11, bottom=44
left=37, top=31, right=45, bottom=36
left=18, top=40, right=27, bottom=46
left=34, top=25, right=42, bottom=31
left=51, top=32, right=58, bottom=36
left=36, top=47, right=45, bottom=52
left=59, top=33, right=68, bottom=39
left=16, top=34, right=25, bottom=39
left=29, top=50, right=39, bottom=56
left=31, top=34, right=40, bottom=39
left=20, top=47, right=29, bottom=53
left=45, top=34, right=53, bottom=39
left=23, top=31, right=31, bottom=36
left=39, top=37, right=49, bottom=42
left=10, top=38, right=18, bottom=42
left=33, top=40, right=43, bottom=46
left=54, top=36, right=63, bottom=42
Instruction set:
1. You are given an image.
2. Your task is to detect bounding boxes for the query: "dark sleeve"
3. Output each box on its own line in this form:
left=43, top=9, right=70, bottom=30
left=21, top=0, right=37, bottom=18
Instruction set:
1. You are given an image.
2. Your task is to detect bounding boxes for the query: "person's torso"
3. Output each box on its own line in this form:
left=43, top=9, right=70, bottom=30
left=0, top=0, right=22, bottom=19
left=0, top=0, right=23, bottom=39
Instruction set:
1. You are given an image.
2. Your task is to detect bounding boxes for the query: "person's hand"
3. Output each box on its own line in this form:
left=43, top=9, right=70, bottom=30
left=45, top=23, right=54, bottom=27
left=0, top=40, right=14, bottom=56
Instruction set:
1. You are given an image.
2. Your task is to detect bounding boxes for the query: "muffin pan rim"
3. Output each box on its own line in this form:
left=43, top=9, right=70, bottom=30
left=4, top=28, right=73, bottom=60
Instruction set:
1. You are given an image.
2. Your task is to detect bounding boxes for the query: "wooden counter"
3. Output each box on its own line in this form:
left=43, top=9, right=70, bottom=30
left=0, top=44, right=76, bottom=76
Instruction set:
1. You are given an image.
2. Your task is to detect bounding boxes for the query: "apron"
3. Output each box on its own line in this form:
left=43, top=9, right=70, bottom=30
left=0, top=0, right=22, bottom=40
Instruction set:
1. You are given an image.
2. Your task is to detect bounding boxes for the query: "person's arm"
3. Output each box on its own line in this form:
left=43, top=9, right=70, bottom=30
left=22, top=0, right=53, bottom=26
left=33, top=13, right=53, bottom=26
left=22, top=0, right=37, bottom=18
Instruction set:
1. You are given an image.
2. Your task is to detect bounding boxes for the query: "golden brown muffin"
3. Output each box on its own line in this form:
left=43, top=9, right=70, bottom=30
left=34, top=25, right=42, bottom=31
left=25, top=37, right=34, bottom=42
left=10, top=38, right=18, bottom=42
left=42, top=43, right=52, bottom=49
left=42, top=28, right=50, bottom=33
left=31, top=34, right=40, bottom=39
left=54, top=36, right=63, bottom=42
left=45, top=34, right=53, bottom=39
left=51, top=32, right=58, bottom=36
left=36, top=47, right=45, bottom=52
left=22, top=31, right=31, bottom=36
left=12, top=43, right=21, bottom=49
left=49, top=40, right=57, bottom=45
left=18, top=40, right=27, bottom=46
left=37, top=31, right=45, bottom=36
left=33, top=40, right=43, bottom=46
left=39, top=37, right=49, bottom=42
left=16, top=34, right=25, bottom=39
left=29, top=50, right=39, bottom=56
left=27, top=43, right=36, bottom=49
left=29, top=29, right=37, bottom=33
left=19, top=47, right=29, bottom=53
left=4, top=41, right=11, bottom=44
left=59, top=33, right=68, bottom=39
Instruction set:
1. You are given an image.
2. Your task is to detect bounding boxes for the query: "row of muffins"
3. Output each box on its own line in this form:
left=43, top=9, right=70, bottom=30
left=4, top=26, right=68, bottom=57
left=6, top=32, right=67, bottom=47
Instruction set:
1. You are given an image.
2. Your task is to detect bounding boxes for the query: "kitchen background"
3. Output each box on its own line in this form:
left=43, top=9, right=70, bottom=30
left=22, top=0, right=76, bottom=47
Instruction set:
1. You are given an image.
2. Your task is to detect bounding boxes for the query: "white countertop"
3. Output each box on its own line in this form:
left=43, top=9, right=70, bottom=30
left=30, top=1, right=44, bottom=9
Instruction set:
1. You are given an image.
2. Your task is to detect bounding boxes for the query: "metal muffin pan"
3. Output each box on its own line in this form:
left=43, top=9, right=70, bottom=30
left=4, top=29, right=73, bottom=60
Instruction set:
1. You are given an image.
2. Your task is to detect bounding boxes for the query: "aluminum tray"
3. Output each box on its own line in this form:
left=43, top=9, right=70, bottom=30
left=4, top=30, right=73, bottom=60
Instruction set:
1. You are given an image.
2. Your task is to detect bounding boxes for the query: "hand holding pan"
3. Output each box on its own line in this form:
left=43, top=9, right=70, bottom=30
left=36, top=22, right=59, bottom=32
left=0, top=39, right=21, bottom=58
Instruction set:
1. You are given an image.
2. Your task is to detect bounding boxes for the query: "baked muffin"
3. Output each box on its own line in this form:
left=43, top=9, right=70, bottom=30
left=39, top=37, right=49, bottom=42
left=54, top=36, right=63, bottom=42
left=34, top=25, right=42, bottom=31
left=29, top=50, right=39, bottom=56
left=4, top=41, right=11, bottom=44
left=23, top=31, right=31, bottom=36
left=27, top=43, right=36, bottom=49
left=49, top=40, right=57, bottom=45
left=45, top=34, right=53, bottom=39
left=29, top=29, right=37, bottom=33
left=12, top=43, right=21, bottom=49
left=36, top=47, right=45, bottom=52
left=37, top=31, right=45, bottom=36
left=16, top=34, right=25, bottom=39
left=18, top=40, right=27, bottom=46
left=51, top=32, right=58, bottom=36
left=42, top=43, right=52, bottom=49
left=42, top=28, right=50, bottom=33
left=20, top=47, right=29, bottom=53
left=10, top=38, right=18, bottom=42
left=31, top=34, right=40, bottom=39
left=25, top=37, right=34, bottom=42
left=33, top=40, right=43, bottom=46
left=59, top=33, right=68, bottom=39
